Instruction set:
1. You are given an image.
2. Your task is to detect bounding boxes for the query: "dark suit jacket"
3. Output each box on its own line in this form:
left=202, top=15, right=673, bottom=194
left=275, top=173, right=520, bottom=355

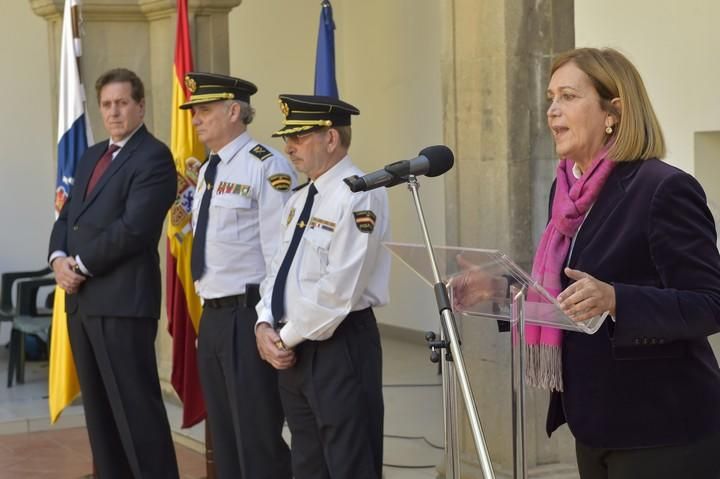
left=49, top=125, right=176, bottom=319
left=546, top=158, right=720, bottom=449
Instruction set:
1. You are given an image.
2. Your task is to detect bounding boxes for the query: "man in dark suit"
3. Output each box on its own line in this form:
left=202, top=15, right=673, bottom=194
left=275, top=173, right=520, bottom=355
left=49, top=68, right=179, bottom=479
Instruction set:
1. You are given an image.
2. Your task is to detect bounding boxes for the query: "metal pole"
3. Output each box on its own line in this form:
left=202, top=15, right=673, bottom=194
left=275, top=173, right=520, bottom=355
left=406, top=176, right=495, bottom=479
left=511, top=286, right=528, bottom=479
left=441, top=330, right=460, bottom=478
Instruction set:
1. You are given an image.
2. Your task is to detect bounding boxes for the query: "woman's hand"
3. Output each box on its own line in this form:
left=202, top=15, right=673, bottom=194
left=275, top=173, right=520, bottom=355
left=449, top=254, right=506, bottom=311
left=557, top=267, right=616, bottom=322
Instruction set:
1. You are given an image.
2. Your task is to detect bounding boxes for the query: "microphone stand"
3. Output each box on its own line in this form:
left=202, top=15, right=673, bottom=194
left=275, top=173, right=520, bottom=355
left=405, top=175, right=495, bottom=479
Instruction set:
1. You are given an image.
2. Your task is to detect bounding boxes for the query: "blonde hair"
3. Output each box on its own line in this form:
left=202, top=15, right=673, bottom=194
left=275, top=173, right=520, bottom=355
left=551, top=48, right=665, bottom=161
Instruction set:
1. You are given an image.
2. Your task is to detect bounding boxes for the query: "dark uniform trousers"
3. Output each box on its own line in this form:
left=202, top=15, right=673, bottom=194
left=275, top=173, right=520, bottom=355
left=67, top=313, right=179, bottom=479
left=197, top=298, right=291, bottom=479
left=576, top=432, right=720, bottom=479
left=279, top=308, right=384, bottom=479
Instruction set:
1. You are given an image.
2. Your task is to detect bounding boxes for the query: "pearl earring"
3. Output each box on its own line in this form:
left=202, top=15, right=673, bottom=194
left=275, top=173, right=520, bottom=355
left=605, top=125, right=613, bottom=135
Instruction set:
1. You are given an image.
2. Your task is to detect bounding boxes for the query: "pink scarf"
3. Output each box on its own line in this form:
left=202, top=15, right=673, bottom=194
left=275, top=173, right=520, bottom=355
left=525, top=148, right=615, bottom=391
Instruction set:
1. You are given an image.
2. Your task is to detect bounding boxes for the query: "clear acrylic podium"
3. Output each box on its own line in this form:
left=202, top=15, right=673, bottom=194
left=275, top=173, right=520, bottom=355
left=385, top=241, right=604, bottom=479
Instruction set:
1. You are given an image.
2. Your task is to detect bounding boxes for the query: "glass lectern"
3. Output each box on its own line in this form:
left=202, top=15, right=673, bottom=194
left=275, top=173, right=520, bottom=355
left=384, top=241, right=604, bottom=479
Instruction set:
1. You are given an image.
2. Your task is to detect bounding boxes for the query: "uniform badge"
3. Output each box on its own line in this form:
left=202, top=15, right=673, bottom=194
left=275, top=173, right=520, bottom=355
left=185, top=76, right=197, bottom=93
left=268, top=174, right=292, bottom=192
left=308, top=216, right=336, bottom=232
left=216, top=181, right=251, bottom=197
left=279, top=100, right=290, bottom=118
left=250, top=144, right=273, bottom=161
left=286, top=208, right=296, bottom=226
left=353, top=210, right=376, bottom=233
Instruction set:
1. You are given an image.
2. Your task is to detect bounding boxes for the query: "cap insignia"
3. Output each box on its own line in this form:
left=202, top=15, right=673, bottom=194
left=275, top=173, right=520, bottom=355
left=279, top=100, right=290, bottom=118
left=185, top=76, right=197, bottom=93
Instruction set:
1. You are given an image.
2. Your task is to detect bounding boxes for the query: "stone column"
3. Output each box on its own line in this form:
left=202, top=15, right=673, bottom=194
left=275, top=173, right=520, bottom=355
left=29, top=0, right=241, bottom=390
left=440, top=0, right=574, bottom=475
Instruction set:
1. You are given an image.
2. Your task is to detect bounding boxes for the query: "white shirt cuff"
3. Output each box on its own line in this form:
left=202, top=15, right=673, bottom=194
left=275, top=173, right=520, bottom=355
left=255, top=308, right=274, bottom=333
left=279, top=321, right=304, bottom=349
left=49, top=250, right=67, bottom=267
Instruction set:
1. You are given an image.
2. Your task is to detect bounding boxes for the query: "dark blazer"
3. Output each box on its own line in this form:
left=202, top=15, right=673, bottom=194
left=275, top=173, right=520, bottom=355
left=49, top=125, right=177, bottom=319
left=546, top=158, right=720, bottom=449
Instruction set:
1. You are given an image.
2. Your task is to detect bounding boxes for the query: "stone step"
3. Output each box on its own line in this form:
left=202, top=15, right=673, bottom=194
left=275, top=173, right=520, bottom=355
left=493, top=463, right=580, bottom=479
left=458, top=461, right=580, bottom=479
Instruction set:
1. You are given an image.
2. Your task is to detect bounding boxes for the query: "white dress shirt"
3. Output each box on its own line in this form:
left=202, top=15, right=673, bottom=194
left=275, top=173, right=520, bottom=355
left=192, top=132, right=297, bottom=299
left=256, top=155, right=391, bottom=348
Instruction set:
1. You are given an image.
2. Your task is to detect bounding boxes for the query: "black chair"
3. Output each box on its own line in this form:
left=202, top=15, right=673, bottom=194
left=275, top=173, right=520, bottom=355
left=0, top=267, right=51, bottom=320
left=1, top=267, right=52, bottom=377
left=7, top=275, right=55, bottom=387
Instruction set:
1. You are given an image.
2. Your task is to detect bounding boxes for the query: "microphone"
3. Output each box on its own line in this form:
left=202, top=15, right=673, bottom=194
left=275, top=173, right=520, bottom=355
left=343, top=145, right=454, bottom=192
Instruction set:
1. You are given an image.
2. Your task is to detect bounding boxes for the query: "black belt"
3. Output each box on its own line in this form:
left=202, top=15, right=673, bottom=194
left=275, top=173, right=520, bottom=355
left=275, top=307, right=373, bottom=332
left=204, top=294, right=245, bottom=309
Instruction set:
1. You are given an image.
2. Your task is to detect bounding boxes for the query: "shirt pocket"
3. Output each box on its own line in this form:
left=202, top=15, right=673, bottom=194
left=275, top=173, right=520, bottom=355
left=299, top=227, right=333, bottom=280
left=210, top=194, right=254, bottom=241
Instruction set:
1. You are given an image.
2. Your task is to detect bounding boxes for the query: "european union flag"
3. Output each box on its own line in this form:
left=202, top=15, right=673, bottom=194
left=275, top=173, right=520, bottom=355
left=314, top=0, right=339, bottom=98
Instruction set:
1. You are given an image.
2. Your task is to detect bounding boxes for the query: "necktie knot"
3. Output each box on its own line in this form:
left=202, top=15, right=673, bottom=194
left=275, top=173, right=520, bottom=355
left=107, top=144, right=120, bottom=155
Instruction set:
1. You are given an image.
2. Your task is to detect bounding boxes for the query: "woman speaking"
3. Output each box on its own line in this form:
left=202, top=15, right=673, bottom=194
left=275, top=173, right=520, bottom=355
left=456, top=47, right=720, bottom=478
left=542, top=47, right=720, bottom=479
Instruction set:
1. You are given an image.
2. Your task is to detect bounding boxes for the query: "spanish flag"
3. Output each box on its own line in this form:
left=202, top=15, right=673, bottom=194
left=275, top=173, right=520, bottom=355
left=166, top=0, right=207, bottom=428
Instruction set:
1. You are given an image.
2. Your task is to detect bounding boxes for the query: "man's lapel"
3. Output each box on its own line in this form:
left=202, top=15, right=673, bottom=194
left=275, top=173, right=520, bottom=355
left=78, top=125, right=147, bottom=216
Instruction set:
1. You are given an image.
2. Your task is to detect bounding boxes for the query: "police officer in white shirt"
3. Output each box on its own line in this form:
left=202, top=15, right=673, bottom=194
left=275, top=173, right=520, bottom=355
left=180, top=73, right=295, bottom=479
left=255, top=94, right=391, bottom=479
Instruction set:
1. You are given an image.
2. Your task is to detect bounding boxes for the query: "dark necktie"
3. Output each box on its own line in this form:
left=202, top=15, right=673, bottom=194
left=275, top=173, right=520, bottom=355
left=191, top=154, right=221, bottom=281
left=85, top=144, right=120, bottom=199
left=271, top=183, right=318, bottom=325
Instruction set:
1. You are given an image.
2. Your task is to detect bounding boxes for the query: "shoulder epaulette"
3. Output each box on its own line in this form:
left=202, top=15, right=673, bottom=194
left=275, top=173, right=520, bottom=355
left=249, top=144, right=273, bottom=161
left=293, top=181, right=310, bottom=192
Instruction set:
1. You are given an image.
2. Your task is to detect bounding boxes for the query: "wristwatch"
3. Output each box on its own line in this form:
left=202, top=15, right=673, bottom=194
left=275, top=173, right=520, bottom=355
left=72, top=264, right=89, bottom=277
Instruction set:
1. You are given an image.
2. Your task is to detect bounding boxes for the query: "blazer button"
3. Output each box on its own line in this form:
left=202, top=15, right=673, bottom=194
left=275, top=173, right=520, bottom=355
left=72, top=225, right=79, bottom=231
